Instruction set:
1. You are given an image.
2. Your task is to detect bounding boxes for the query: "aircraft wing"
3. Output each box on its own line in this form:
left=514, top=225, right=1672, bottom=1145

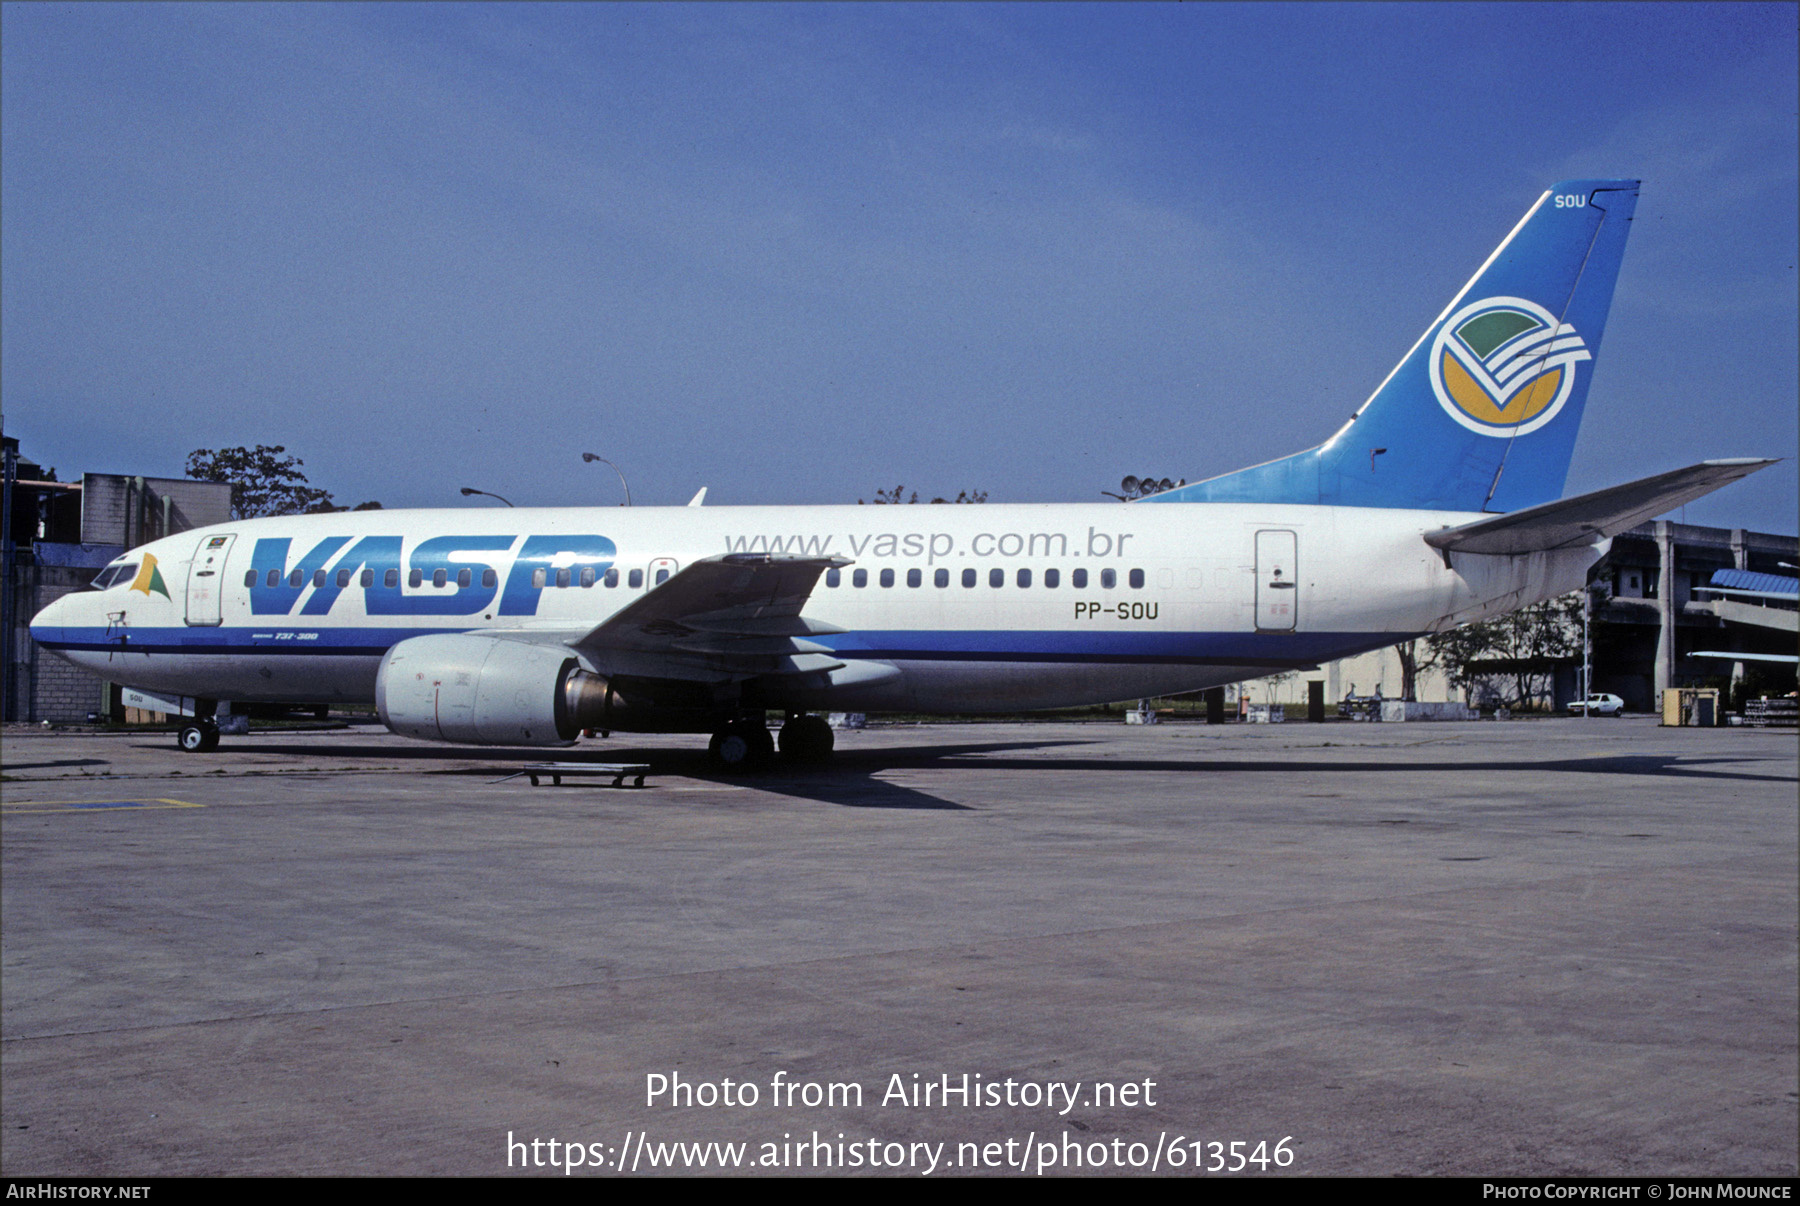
left=567, top=553, right=854, bottom=682
left=1424, top=459, right=1778, bottom=558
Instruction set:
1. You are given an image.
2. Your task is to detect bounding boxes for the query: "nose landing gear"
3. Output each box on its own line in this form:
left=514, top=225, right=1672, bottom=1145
left=176, top=719, right=220, bottom=753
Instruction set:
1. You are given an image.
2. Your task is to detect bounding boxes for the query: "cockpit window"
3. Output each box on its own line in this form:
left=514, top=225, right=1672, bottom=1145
left=91, top=563, right=139, bottom=590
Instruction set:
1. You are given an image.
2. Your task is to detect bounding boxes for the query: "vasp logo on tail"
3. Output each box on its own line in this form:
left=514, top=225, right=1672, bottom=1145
left=1429, top=296, right=1591, bottom=437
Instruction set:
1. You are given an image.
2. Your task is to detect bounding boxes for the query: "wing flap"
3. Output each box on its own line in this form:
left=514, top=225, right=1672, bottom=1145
left=1424, top=459, right=1777, bottom=557
left=573, top=553, right=853, bottom=679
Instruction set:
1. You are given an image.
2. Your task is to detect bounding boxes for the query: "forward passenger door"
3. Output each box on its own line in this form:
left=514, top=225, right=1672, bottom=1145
left=185, top=534, right=235, bottom=627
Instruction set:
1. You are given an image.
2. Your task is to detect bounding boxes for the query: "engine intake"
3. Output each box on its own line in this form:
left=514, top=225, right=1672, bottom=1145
left=376, top=634, right=583, bottom=746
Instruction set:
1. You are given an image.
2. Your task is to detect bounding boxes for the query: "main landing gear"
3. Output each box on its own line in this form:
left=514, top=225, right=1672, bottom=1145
left=707, top=717, right=774, bottom=769
left=705, top=713, right=835, bottom=769
left=777, top=713, right=834, bottom=764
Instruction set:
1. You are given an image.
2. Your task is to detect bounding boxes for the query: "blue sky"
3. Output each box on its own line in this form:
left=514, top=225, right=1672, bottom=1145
left=4, top=2, right=1795, bottom=529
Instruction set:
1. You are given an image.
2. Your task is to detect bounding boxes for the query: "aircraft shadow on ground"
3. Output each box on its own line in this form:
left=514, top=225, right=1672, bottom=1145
left=122, top=735, right=1796, bottom=814
left=0, top=758, right=114, bottom=772
left=126, top=736, right=1094, bottom=811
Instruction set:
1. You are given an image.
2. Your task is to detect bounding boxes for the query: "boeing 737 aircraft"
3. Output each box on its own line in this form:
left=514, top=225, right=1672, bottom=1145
left=30, top=180, right=1774, bottom=765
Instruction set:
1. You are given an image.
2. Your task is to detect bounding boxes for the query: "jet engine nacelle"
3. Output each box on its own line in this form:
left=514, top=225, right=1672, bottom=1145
left=376, top=633, right=584, bottom=746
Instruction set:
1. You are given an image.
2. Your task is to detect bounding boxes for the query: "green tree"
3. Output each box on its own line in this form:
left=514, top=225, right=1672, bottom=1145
left=1393, top=638, right=1421, bottom=701
left=860, top=485, right=988, bottom=504
left=186, top=445, right=379, bottom=518
left=1424, top=592, right=1584, bottom=710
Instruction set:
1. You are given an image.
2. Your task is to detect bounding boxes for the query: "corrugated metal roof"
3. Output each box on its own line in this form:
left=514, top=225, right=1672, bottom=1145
left=1708, top=568, right=1799, bottom=597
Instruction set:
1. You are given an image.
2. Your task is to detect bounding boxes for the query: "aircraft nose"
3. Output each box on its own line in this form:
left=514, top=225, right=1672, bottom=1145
left=29, top=591, right=87, bottom=650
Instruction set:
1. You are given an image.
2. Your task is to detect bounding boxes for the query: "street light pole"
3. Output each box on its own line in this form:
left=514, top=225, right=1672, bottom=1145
left=459, top=487, right=514, bottom=507
left=1582, top=588, right=1591, bottom=719
left=581, top=453, right=631, bottom=506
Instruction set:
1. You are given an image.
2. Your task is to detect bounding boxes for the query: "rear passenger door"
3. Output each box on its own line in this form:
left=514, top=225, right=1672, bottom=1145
left=1254, top=529, right=1297, bottom=632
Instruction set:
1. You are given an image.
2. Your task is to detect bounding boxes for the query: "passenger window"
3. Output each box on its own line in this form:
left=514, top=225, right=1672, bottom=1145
left=1101, top=569, right=1116, bottom=589
left=289, top=569, right=305, bottom=588
left=1072, top=568, right=1088, bottom=589
left=336, top=569, right=351, bottom=588
left=244, top=570, right=257, bottom=588
left=362, top=569, right=375, bottom=588
left=410, top=569, right=425, bottom=588
left=530, top=568, right=545, bottom=589
left=384, top=569, right=399, bottom=588
left=880, top=568, right=895, bottom=588
left=550, top=567, right=566, bottom=588
left=853, top=569, right=868, bottom=588
left=458, top=568, right=472, bottom=588
left=579, top=567, right=595, bottom=588
left=604, top=568, right=619, bottom=588
left=483, top=569, right=498, bottom=589
left=268, top=569, right=281, bottom=588
left=935, top=568, right=949, bottom=588
left=1017, top=568, right=1031, bottom=588
left=433, top=569, right=449, bottom=588
left=1129, top=568, right=1145, bottom=589
left=313, top=569, right=327, bottom=588
left=826, top=568, right=840, bottom=587
left=656, top=568, right=670, bottom=585
left=989, top=568, right=1004, bottom=588
left=907, top=568, right=922, bottom=588
left=628, top=569, right=643, bottom=588
left=1045, top=568, right=1060, bottom=588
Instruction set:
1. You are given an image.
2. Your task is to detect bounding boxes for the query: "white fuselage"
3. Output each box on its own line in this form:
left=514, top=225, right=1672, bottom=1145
left=30, top=501, right=1601, bottom=714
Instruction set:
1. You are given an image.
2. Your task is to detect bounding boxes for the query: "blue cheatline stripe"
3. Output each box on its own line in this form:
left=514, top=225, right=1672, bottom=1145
left=809, top=629, right=1415, bottom=666
left=33, top=625, right=1422, bottom=667
left=29, top=625, right=473, bottom=657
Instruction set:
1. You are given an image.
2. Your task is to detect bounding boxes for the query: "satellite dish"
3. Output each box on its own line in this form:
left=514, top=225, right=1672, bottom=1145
left=1121, top=476, right=1141, bottom=495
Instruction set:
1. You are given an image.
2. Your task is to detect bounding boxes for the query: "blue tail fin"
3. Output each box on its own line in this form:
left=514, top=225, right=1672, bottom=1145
left=1149, top=180, right=1639, bottom=512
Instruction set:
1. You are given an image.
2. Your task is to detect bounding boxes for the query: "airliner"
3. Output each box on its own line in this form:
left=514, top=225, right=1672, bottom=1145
left=30, top=180, right=1774, bottom=765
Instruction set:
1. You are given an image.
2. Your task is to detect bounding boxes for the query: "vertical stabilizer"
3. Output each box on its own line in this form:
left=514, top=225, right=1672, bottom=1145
left=1150, top=180, right=1639, bottom=512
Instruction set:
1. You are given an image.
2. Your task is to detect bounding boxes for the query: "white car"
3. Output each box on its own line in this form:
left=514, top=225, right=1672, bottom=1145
left=1568, top=693, right=1625, bottom=716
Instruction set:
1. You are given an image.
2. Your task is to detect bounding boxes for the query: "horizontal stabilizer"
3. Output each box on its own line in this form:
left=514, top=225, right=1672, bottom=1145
left=1423, top=459, right=1777, bottom=557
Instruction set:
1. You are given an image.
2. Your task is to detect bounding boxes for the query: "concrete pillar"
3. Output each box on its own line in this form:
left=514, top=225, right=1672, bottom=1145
left=1654, top=520, right=1676, bottom=697
left=1728, top=528, right=1748, bottom=705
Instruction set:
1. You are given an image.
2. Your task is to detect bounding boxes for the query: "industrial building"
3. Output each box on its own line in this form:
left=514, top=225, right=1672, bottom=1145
left=1255, top=521, right=1795, bottom=716
left=2, top=436, right=232, bottom=723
